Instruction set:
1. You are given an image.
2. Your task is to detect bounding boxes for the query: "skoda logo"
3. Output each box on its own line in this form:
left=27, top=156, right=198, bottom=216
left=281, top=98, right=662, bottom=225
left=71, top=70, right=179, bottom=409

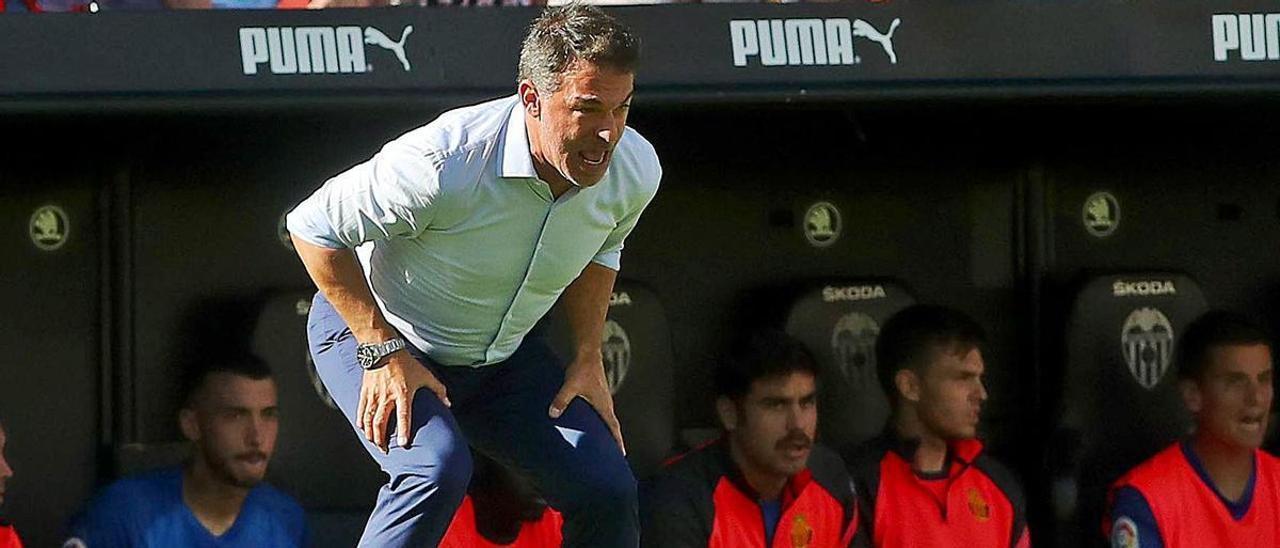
left=1120, top=307, right=1175, bottom=390
left=804, top=201, right=842, bottom=248
left=1083, top=191, right=1121, bottom=238
left=602, top=320, right=631, bottom=394
left=29, top=204, right=70, bottom=251
left=831, top=312, right=880, bottom=388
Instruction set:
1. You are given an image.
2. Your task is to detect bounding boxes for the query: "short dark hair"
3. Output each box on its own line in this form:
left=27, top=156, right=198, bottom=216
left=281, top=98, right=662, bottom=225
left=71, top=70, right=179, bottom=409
left=1176, top=310, right=1271, bottom=381
left=715, top=330, right=819, bottom=400
left=875, top=305, right=987, bottom=403
left=180, top=354, right=273, bottom=409
left=517, top=3, right=640, bottom=93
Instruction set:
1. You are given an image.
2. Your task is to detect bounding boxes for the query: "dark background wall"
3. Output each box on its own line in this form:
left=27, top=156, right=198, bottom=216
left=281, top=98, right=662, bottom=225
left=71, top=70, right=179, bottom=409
left=3, top=99, right=1279, bottom=546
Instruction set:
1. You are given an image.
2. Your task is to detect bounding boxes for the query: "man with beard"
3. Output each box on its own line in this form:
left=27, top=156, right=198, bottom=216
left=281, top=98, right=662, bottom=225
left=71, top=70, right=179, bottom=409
left=1104, top=311, right=1279, bottom=548
left=844, top=305, right=1029, bottom=548
left=286, top=4, right=658, bottom=546
left=63, top=356, right=305, bottom=547
left=642, top=330, right=865, bottom=547
left=0, top=420, right=21, bottom=548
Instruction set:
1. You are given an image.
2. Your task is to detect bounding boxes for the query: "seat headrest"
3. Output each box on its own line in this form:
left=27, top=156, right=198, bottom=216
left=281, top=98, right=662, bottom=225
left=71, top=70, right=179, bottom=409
left=114, top=442, right=189, bottom=477
left=1054, top=273, right=1210, bottom=532
left=783, top=280, right=915, bottom=450
left=548, top=280, right=676, bottom=478
left=1062, top=273, right=1208, bottom=437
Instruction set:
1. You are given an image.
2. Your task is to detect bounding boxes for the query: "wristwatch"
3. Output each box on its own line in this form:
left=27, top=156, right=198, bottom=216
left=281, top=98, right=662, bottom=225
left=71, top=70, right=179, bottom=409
left=356, top=338, right=407, bottom=370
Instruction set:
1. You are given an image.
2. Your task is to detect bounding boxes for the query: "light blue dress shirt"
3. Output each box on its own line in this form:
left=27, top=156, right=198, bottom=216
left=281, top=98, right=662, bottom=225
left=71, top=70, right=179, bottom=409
left=287, top=95, right=661, bottom=367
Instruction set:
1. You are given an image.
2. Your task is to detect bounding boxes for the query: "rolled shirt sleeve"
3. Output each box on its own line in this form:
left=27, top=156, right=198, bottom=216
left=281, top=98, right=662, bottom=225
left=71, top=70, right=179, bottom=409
left=591, top=154, right=662, bottom=271
left=286, top=139, right=442, bottom=250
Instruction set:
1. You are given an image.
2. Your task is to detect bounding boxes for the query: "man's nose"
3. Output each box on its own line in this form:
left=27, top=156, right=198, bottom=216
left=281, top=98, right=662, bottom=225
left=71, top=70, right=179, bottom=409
left=1244, top=380, right=1262, bottom=406
left=597, top=112, right=624, bottom=144
left=245, top=418, right=265, bottom=447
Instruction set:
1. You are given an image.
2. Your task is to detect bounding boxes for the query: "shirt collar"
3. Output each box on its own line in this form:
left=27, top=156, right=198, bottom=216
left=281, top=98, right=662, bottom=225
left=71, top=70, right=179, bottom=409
left=878, top=427, right=985, bottom=470
left=713, top=435, right=815, bottom=506
left=499, top=96, right=538, bottom=179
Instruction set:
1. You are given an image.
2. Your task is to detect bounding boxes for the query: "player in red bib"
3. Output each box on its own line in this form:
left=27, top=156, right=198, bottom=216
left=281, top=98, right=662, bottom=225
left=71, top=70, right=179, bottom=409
left=440, top=453, right=562, bottom=548
left=642, top=330, right=865, bottom=548
left=1105, top=310, right=1278, bottom=548
left=844, top=305, right=1030, bottom=548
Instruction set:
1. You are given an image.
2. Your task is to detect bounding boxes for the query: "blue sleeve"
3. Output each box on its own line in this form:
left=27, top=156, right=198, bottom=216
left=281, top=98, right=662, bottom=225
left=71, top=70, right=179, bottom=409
left=64, top=483, right=137, bottom=548
left=1107, top=487, right=1163, bottom=548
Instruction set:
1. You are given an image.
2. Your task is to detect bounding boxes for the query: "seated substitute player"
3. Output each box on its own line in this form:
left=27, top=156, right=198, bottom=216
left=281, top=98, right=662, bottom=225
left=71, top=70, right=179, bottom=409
left=642, top=330, right=865, bottom=548
left=1105, top=310, right=1279, bottom=548
left=0, top=418, right=21, bottom=548
left=844, top=304, right=1029, bottom=548
left=63, top=356, right=305, bottom=548
left=440, top=451, right=562, bottom=548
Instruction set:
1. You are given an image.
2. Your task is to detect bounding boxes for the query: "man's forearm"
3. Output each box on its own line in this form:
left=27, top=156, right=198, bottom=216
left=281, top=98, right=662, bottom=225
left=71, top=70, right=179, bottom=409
left=292, top=235, right=399, bottom=344
left=560, top=262, right=617, bottom=362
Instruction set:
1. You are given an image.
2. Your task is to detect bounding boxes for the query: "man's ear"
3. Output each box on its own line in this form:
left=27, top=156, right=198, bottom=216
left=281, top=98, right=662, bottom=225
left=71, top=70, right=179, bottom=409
left=179, top=408, right=200, bottom=443
left=518, top=81, right=540, bottom=118
left=1180, top=379, right=1203, bottom=415
left=896, top=369, right=922, bottom=404
left=716, top=396, right=738, bottom=432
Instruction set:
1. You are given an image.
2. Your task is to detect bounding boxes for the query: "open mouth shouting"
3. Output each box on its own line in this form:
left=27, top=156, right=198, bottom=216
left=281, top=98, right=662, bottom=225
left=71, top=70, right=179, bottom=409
left=580, top=149, right=609, bottom=167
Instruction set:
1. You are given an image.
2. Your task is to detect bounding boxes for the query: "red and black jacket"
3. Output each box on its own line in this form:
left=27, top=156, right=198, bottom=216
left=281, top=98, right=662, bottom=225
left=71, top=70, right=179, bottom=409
left=642, top=438, right=867, bottom=548
left=843, top=433, right=1029, bottom=548
left=0, top=519, right=22, bottom=548
left=440, top=495, right=562, bottom=548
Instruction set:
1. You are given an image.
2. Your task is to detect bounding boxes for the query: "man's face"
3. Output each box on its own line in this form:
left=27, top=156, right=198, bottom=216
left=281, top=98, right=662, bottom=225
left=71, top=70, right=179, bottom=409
left=0, top=426, right=11, bottom=506
left=1185, top=343, right=1273, bottom=451
left=182, top=374, right=279, bottom=489
left=524, top=60, right=634, bottom=189
left=723, top=371, right=818, bottom=480
left=913, top=346, right=987, bottom=441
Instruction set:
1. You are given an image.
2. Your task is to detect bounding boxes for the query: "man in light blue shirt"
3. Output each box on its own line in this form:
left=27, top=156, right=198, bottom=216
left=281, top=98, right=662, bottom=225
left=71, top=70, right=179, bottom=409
left=286, top=4, right=660, bottom=547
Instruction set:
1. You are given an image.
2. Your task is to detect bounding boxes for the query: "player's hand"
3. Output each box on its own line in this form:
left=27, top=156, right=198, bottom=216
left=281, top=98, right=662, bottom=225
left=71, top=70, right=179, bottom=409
left=550, top=352, right=626, bottom=456
left=358, top=351, right=450, bottom=454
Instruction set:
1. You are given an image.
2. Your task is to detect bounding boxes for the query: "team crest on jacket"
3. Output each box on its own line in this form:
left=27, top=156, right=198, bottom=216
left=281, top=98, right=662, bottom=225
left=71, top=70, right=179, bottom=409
left=965, top=488, right=991, bottom=522
left=790, top=513, right=814, bottom=548
left=1111, top=517, right=1139, bottom=548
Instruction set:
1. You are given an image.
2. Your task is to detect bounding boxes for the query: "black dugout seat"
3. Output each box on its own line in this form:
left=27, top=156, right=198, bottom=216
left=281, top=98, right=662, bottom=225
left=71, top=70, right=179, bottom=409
left=114, top=442, right=190, bottom=477
left=251, top=291, right=384, bottom=547
left=1049, top=273, right=1208, bottom=545
left=548, top=279, right=677, bottom=479
left=782, top=280, right=915, bottom=450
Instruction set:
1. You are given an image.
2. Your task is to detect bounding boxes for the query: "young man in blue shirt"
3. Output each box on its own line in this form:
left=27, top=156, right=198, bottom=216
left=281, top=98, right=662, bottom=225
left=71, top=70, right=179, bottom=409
left=63, top=356, right=305, bottom=548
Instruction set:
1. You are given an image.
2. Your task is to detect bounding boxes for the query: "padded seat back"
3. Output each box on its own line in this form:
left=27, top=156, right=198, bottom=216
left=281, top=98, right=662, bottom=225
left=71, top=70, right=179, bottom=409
left=1051, top=273, right=1208, bottom=541
left=783, top=280, right=915, bottom=450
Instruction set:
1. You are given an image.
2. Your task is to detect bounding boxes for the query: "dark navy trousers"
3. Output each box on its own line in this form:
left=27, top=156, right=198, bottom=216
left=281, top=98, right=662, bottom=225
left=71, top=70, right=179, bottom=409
left=306, top=292, right=638, bottom=547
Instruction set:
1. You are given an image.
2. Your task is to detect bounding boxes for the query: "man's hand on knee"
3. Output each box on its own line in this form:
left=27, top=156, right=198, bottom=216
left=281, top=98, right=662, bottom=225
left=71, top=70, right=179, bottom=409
left=358, top=352, right=451, bottom=453
left=550, top=356, right=627, bottom=456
